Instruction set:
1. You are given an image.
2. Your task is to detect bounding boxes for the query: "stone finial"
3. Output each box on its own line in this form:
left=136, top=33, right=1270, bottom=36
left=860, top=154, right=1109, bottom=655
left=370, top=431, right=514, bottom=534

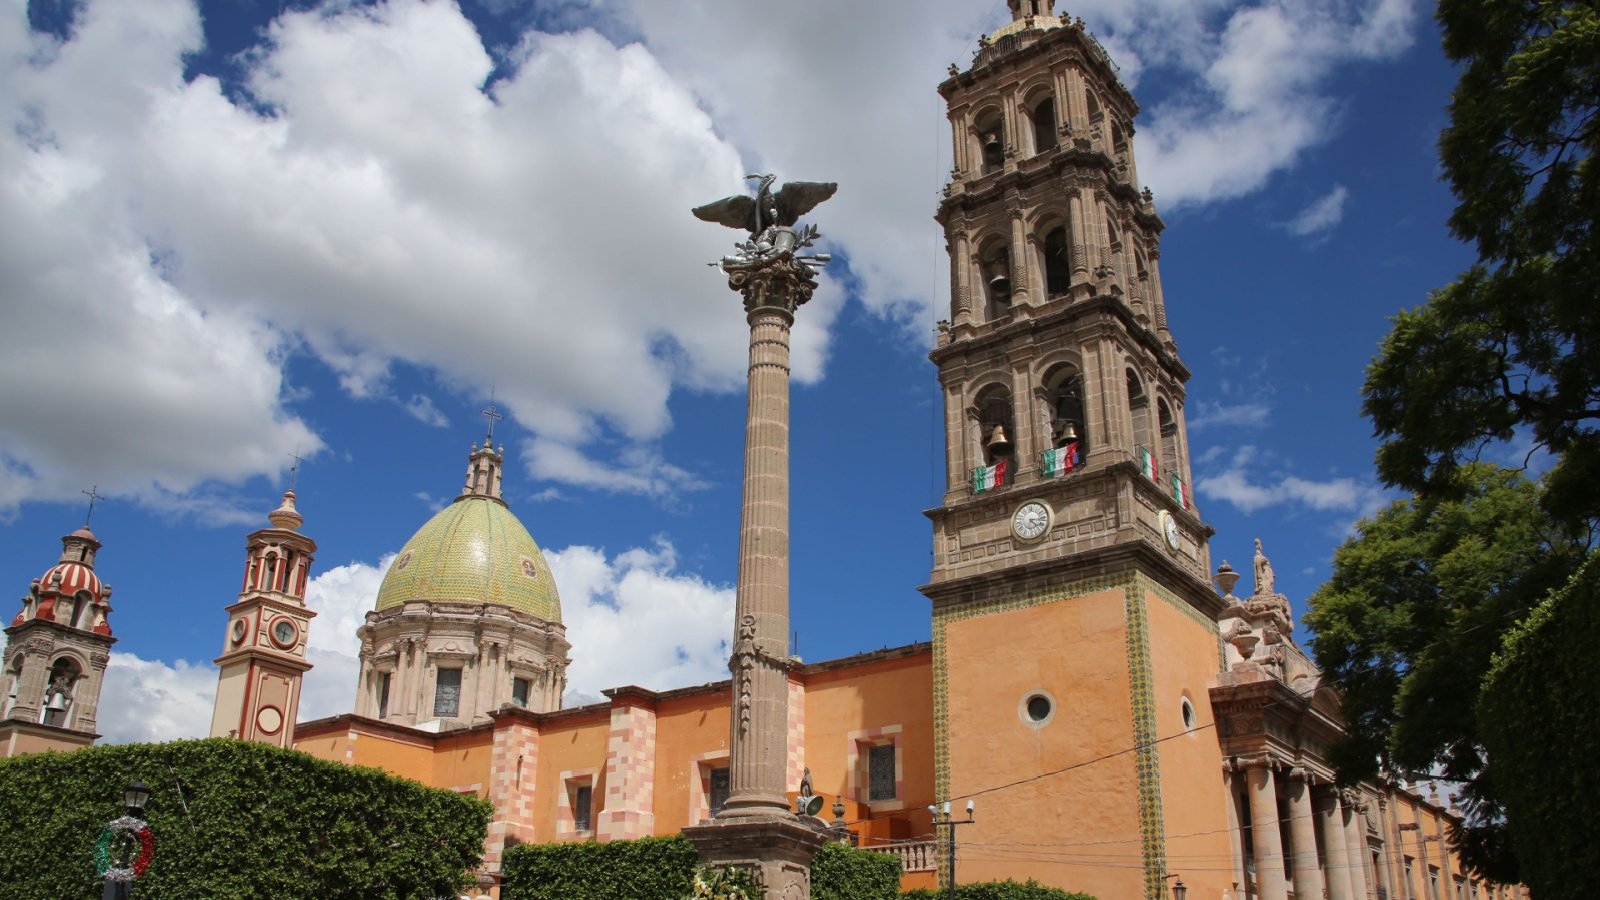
left=268, top=490, right=303, bottom=531
left=1215, top=560, right=1240, bottom=598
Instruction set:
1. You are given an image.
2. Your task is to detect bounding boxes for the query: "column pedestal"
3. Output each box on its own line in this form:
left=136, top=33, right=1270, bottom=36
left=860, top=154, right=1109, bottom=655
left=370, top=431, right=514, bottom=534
left=683, top=816, right=828, bottom=900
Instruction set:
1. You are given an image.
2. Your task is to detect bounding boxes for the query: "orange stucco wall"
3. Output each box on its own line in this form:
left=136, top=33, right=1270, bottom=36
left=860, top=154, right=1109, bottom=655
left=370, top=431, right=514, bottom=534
left=803, top=650, right=936, bottom=842
left=432, top=728, right=495, bottom=799
left=531, top=709, right=610, bottom=843
left=1144, top=588, right=1233, bottom=898
left=941, top=585, right=1142, bottom=900
left=651, top=691, right=731, bottom=834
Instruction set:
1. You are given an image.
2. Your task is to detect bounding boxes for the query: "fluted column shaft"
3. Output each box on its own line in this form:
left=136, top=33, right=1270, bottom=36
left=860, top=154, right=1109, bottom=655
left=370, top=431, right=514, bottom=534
left=722, top=302, right=797, bottom=818
left=1343, top=796, right=1371, bottom=898
left=1247, top=765, right=1289, bottom=900
left=1319, top=790, right=1356, bottom=900
left=1286, top=774, right=1326, bottom=900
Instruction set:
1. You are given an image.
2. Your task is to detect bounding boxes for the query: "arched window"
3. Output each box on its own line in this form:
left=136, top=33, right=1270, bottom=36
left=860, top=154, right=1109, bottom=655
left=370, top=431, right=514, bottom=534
left=1128, top=369, right=1152, bottom=454
left=973, top=384, right=1016, bottom=472
left=1086, top=90, right=1103, bottom=124
left=1042, top=226, right=1070, bottom=296
left=1158, top=398, right=1180, bottom=477
left=1112, top=122, right=1128, bottom=162
left=40, top=657, right=80, bottom=727
left=1030, top=95, right=1057, bottom=154
left=1043, top=366, right=1088, bottom=456
left=979, top=238, right=1012, bottom=321
left=974, top=108, right=1005, bottom=175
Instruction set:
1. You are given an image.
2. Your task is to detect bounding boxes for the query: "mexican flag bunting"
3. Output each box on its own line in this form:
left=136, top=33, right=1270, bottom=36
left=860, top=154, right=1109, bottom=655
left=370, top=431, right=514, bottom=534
left=1171, top=473, right=1189, bottom=509
left=1042, top=443, right=1080, bottom=477
left=972, top=458, right=1007, bottom=493
left=1139, top=446, right=1158, bottom=481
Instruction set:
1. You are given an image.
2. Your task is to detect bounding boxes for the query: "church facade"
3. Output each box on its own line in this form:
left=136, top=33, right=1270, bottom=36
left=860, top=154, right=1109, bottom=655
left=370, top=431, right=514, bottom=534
left=1, top=5, right=1527, bottom=900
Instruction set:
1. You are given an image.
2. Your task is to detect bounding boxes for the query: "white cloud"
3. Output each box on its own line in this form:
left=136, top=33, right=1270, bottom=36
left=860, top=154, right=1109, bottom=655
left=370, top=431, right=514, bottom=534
left=1284, top=184, right=1349, bottom=237
left=547, top=539, right=734, bottom=699
left=299, top=554, right=393, bottom=720
left=0, top=0, right=1426, bottom=515
left=526, top=437, right=711, bottom=499
left=402, top=394, right=449, bottom=428
left=1188, top=400, right=1272, bottom=431
left=1198, top=444, right=1387, bottom=518
left=97, top=653, right=216, bottom=745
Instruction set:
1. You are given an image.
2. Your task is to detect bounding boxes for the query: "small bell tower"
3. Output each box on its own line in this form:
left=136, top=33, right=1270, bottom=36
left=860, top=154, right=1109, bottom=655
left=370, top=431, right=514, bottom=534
left=209, top=491, right=318, bottom=747
left=1, top=523, right=117, bottom=756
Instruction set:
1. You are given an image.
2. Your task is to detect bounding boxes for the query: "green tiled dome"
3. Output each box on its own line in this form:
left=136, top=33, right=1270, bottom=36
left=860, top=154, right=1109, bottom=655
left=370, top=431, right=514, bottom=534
left=374, top=496, right=562, bottom=622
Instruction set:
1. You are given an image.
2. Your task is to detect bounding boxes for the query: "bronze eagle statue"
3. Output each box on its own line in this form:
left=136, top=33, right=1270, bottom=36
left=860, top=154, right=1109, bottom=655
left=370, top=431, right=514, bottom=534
left=692, top=174, right=838, bottom=241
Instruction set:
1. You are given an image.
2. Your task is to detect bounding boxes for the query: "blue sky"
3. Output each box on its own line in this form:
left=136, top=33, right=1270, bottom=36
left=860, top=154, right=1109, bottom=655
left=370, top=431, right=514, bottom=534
left=0, top=0, right=1481, bottom=743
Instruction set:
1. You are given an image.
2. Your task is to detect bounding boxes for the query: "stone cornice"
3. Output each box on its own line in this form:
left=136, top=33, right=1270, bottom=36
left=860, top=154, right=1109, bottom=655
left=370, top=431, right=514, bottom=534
left=928, top=293, right=1189, bottom=382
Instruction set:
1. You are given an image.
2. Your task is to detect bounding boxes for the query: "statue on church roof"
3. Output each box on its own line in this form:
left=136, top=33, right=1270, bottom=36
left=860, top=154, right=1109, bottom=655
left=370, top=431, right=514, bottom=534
left=1253, top=538, right=1276, bottom=597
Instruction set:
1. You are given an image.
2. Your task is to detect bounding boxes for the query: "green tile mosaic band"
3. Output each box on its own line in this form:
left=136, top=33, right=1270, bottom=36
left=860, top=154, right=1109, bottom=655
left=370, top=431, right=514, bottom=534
left=931, top=571, right=1172, bottom=897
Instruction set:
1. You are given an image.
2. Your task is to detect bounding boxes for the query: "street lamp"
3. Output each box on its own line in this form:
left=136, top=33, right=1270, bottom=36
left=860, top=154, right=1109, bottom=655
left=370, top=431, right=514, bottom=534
left=929, top=799, right=976, bottom=900
left=123, top=781, right=150, bottom=818
left=1166, top=874, right=1187, bottom=900
left=97, top=781, right=155, bottom=900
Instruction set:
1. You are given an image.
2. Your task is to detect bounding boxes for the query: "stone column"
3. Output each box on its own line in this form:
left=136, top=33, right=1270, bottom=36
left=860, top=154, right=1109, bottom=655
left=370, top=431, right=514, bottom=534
left=683, top=233, right=827, bottom=899
left=1343, top=791, right=1371, bottom=898
left=1285, top=770, right=1326, bottom=900
left=951, top=228, right=973, bottom=328
left=1008, top=204, right=1031, bottom=306
left=1319, top=788, right=1356, bottom=900
left=1246, top=763, right=1289, bottom=900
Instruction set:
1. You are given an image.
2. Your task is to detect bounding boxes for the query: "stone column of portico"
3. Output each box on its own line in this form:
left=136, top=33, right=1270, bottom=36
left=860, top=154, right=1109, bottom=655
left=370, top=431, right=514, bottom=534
left=1342, top=791, right=1371, bottom=898
left=1285, top=769, right=1326, bottom=900
left=682, top=239, right=828, bottom=900
left=1246, top=763, right=1289, bottom=900
left=1318, top=788, right=1356, bottom=900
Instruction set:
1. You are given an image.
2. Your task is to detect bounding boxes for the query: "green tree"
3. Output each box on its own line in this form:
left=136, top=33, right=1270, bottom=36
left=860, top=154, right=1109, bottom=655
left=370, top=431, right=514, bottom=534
left=1364, top=0, right=1599, bottom=525
left=1477, top=551, right=1600, bottom=900
left=1303, top=465, right=1588, bottom=881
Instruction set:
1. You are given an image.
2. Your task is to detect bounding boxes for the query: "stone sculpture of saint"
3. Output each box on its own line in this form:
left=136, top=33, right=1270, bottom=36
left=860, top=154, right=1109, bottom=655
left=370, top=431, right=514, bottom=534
left=1253, top=538, right=1276, bottom=596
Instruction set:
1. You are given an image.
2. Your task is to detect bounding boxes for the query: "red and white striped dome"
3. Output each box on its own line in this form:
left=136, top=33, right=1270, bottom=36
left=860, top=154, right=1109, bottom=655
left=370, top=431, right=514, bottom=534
left=37, top=560, right=103, bottom=601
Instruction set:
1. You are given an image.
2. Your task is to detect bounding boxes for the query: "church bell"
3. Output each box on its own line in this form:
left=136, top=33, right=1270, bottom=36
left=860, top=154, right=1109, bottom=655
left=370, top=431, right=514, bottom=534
left=1056, top=420, right=1078, bottom=444
left=985, top=425, right=1012, bottom=456
left=46, top=692, right=68, bottom=711
left=984, top=255, right=1011, bottom=298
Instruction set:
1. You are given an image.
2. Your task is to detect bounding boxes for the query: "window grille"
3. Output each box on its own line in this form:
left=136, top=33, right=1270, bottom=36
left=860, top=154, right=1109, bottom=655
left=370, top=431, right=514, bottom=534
left=869, top=744, right=897, bottom=801
left=709, top=767, right=730, bottom=815
left=433, top=668, right=462, bottom=718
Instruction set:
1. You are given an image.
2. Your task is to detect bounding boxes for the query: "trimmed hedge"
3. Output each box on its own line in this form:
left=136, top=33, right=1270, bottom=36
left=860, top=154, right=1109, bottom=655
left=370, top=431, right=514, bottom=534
left=501, top=836, right=699, bottom=900
left=502, top=835, right=905, bottom=900
left=811, top=840, right=901, bottom=900
left=1478, top=552, right=1600, bottom=900
left=902, top=879, right=1097, bottom=899
left=0, top=737, right=491, bottom=899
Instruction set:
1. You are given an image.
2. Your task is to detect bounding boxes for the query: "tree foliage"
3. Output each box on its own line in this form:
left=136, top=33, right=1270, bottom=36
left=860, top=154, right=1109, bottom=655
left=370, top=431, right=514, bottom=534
left=1478, top=551, right=1600, bottom=900
left=1304, top=465, right=1588, bottom=880
left=500, top=836, right=700, bottom=900
left=0, top=738, right=491, bottom=899
left=1364, top=0, right=1599, bottom=525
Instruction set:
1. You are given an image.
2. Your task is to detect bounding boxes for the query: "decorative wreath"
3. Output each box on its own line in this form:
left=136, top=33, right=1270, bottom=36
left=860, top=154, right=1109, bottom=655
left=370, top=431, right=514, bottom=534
left=94, top=816, right=155, bottom=883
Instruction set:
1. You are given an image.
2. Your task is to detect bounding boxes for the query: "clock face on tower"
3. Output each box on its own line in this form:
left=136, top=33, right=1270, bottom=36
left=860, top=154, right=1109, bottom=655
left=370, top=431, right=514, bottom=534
left=1159, top=510, right=1181, bottom=551
left=1011, top=500, right=1052, bottom=542
left=271, top=618, right=297, bottom=649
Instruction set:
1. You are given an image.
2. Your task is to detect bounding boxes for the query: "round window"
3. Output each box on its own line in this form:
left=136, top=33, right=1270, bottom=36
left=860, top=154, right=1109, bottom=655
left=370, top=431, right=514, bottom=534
left=230, top=618, right=247, bottom=645
left=1019, top=690, right=1056, bottom=728
left=1180, top=697, right=1197, bottom=732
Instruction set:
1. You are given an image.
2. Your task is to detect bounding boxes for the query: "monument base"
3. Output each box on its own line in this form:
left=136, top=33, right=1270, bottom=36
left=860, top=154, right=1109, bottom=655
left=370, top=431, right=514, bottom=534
left=682, top=814, right=829, bottom=900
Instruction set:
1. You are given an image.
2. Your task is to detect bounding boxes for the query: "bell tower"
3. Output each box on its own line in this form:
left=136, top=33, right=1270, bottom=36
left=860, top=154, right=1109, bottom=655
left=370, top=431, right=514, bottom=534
left=210, top=491, right=317, bottom=748
left=922, top=6, right=1235, bottom=900
left=1, top=523, right=116, bottom=756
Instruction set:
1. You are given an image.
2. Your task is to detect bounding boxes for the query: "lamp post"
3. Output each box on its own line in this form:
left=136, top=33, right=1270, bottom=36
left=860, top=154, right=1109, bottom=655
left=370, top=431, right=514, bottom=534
left=98, top=781, right=154, bottom=900
left=928, top=800, right=976, bottom=900
left=1169, top=875, right=1188, bottom=900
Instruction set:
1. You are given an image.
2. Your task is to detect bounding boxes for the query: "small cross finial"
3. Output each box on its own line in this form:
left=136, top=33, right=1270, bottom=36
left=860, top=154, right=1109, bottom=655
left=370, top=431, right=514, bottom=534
left=81, top=485, right=102, bottom=526
left=287, top=452, right=305, bottom=492
left=482, top=391, right=504, bottom=443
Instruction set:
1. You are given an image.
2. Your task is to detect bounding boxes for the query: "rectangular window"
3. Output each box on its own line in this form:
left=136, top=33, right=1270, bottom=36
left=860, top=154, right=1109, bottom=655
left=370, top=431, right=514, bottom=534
left=377, top=672, right=391, bottom=719
left=868, top=744, right=897, bottom=801
left=709, top=767, right=730, bottom=815
left=512, top=677, right=530, bottom=708
left=432, top=668, right=462, bottom=718
left=573, top=784, right=592, bottom=831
